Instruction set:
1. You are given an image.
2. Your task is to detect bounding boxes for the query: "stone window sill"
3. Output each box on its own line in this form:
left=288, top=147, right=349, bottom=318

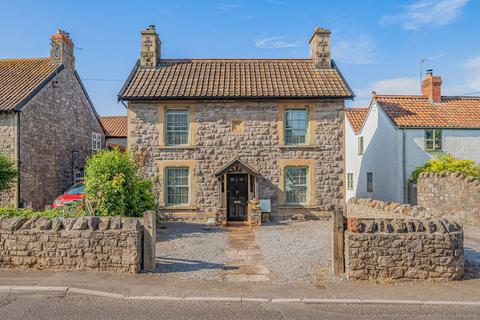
left=279, top=145, right=317, bottom=150
left=159, top=145, right=197, bottom=150
left=159, top=205, right=198, bottom=210
left=278, top=205, right=317, bottom=209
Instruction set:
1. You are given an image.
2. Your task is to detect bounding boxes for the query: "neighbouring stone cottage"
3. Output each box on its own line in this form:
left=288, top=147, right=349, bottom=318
left=119, top=25, right=353, bottom=223
left=0, top=30, right=104, bottom=209
left=100, top=116, right=127, bottom=151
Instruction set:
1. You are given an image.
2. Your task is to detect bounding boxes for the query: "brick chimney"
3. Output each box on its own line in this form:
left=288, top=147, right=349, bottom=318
left=140, top=25, right=161, bottom=69
left=422, top=69, right=442, bottom=102
left=50, top=29, right=75, bottom=69
left=309, top=27, right=331, bottom=69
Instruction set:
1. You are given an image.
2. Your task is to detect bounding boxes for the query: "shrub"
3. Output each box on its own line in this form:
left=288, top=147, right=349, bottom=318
left=0, top=207, right=81, bottom=219
left=410, top=153, right=480, bottom=183
left=0, top=154, right=18, bottom=192
left=84, top=149, right=155, bottom=216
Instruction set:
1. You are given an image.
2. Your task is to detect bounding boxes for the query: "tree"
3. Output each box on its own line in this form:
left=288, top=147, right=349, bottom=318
left=84, top=149, right=155, bottom=216
left=0, top=154, right=17, bottom=193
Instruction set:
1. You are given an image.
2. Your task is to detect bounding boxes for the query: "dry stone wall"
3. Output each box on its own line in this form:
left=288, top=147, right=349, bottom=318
left=417, top=172, right=480, bottom=226
left=0, top=112, right=17, bottom=207
left=128, top=100, right=345, bottom=219
left=346, top=198, right=464, bottom=281
left=0, top=216, right=142, bottom=273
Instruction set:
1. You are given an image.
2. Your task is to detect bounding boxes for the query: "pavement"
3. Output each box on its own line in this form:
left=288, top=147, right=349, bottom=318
left=1, top=296, right=479, bottom=320
left=1, top=270, right=480, bottom=304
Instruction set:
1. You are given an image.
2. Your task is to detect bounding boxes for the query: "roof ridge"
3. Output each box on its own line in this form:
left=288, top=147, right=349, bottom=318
left=375, top=94, right=428, bottom=99
left=100, top=115, right=127, bottom=118
left=159, top=58, right=312, bottom=62
left=0, top=57, right=51, bottom=62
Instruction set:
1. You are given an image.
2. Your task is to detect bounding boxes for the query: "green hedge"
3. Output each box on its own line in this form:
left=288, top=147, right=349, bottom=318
left=0, top=207, right=83, bottom=219
left=410, top=153, right=480, bottom=183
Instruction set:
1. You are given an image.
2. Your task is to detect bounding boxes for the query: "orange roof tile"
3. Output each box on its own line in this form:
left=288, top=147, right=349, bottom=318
left=346, top=107, right=368, bottom=133
left=100, top=116, right=127, bottom=137
left=375, top=95, right=480, bottom=128
left=0, top=57, right=60, bottom=111
left=119, top=59, right=353, bottom=100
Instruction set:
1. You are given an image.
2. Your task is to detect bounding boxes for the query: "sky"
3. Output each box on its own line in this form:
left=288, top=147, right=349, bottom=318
left=1, top=0, right=480, bottom=115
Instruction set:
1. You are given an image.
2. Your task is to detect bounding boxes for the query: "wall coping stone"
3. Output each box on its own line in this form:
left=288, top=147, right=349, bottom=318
left=0, top=216, right=141, bottom=232
left=346, top=217, right=462, bottom=234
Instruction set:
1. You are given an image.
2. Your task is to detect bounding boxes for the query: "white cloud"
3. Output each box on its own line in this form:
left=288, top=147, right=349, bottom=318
left=380, top=0, right=470, bottom=31
left=332, top=35, right=376, bottom=64
left=265, top=0, right=285, bottom=5
left=355, top=77, right=420, bottom=103
left=217, top=3, right=241, bottom=10
left=255, top=36, right=300, bottom=49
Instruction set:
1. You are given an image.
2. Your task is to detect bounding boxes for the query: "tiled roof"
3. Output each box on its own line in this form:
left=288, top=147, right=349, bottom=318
left=346, top=107, right=368, bottom=133
left=375, top=95, right=480, bottom=128
left=100, top=116, right=127, bottom=137
left=0, top=57, right=61, bottom=111
left=119, top=59, right=353, bottom=100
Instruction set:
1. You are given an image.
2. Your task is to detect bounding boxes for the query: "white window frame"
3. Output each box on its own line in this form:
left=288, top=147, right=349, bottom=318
left=347, top=173, right=354, bottom=190
left=92, top=133, right=102, bottom=151
left=284, top=108, right=308, bottom=145
left=165, top=167, right=190, bottom=206
left=284, top=166, right=309, bottom=205
left=358, top=136, right=364, bottom=155
left=165, top=108, right=190, bottom=146
left=424, top=129, right=442, bottom=151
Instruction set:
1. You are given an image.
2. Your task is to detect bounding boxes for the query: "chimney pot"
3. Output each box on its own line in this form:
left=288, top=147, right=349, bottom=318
left=140, top=25, right=161, bottom=69
left=309, top=27, right=331, bottom=69
left=422, top=69, right=442, bottom=102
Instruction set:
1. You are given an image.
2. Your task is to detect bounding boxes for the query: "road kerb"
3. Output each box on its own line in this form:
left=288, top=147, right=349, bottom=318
left=0, top=286, right=12, bottom=295
left=10, top=286, right=68, bottom=297
left=127, top=295, right=183, bottom=301
left=67, top=287, right=125, bottom=299
left=241, top=297, right=270, bottom=303
left=183, top=296, right=242, bottom=302
left=272, top=298, right=302, bottom=303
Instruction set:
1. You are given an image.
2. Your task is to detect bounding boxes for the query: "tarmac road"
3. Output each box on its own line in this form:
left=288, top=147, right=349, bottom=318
left=0, top=296, right=479, bottom=320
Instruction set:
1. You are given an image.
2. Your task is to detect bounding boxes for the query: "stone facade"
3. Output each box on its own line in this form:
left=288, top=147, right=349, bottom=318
left=417, top=172, right=480, bottom=226
left=128, top=100, right=345, bottom=220
left=345, top=198, right=464, bottom=281
left=0, top=112, right=17, bottom=207
left=17, top=68, right=104, bottom=209
left=0, top=216, right=142, bottom=273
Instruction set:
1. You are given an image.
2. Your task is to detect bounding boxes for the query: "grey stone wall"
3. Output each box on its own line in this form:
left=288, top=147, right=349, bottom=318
left=346, top=198, right=464, bottom=281
left=19, top=68, right=104, bottom=209
left=128, top=100, right=345, bottom=218
left=0, top=112, right=17, bottom=207
left=417, top=172, right=480, bottom=226
left=0, top=216, right=142, bottom=273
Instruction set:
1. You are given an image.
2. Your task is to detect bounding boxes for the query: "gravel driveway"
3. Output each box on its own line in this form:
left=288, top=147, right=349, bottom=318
left=156, top=222, right=228, bottom=281
left=255, top=220, right=333, bottom=285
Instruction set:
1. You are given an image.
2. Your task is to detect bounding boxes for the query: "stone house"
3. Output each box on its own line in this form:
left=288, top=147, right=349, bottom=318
left=0, top=30, right=104, bottom=209
left=100, top=116, right=127, bottom=151
left=119, top=25, right=353, bottom=222
left=345, top=70, right=480, bottom=204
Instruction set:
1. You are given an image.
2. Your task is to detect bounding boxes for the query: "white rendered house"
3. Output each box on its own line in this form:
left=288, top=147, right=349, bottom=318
left=346, top=70, right=480, bottom=204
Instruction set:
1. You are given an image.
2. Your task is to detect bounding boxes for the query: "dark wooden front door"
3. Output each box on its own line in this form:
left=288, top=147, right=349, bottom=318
left=227, top=174, right=248, bottom=221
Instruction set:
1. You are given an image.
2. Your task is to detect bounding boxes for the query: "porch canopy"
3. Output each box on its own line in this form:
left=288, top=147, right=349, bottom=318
left=214, top=158, right=260, bottom=210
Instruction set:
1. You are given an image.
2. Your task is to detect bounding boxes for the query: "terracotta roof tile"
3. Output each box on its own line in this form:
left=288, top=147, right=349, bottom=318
left=119, top=59, right=353, bottom=100
left=0, top=58, right=60, bottom=110
left=100, top=116, right=127, bottom=137
left=346, top=107, right=368, bottom=133
left=375, top=95, right=480, bottom=128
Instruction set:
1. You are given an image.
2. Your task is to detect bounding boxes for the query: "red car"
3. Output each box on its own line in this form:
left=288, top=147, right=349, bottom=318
left=52, top=182, right=85, bottom=208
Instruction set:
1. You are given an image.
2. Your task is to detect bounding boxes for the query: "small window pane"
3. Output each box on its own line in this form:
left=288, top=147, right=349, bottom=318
left=166, top=167, right=189, bottom=205
left=367, top=172, right=373, bottom=193
left=425, top=129, right=442, bottom=151
left=166, top=109, right=189, bottom=146
left=347, top=173, right=353, bottom=190
left=285, top=167, right=308, bottom=205
left=285, top=109, right=308, bottom=145
left=358, top=136, right=364, bottom=155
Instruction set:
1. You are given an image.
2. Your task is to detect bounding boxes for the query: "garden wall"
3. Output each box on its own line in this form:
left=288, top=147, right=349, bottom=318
left=345, top=198, right=464, bottom=281
left=417, top=172, right=480, bottom=226
left=0, top=216, right=142, bottom=273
